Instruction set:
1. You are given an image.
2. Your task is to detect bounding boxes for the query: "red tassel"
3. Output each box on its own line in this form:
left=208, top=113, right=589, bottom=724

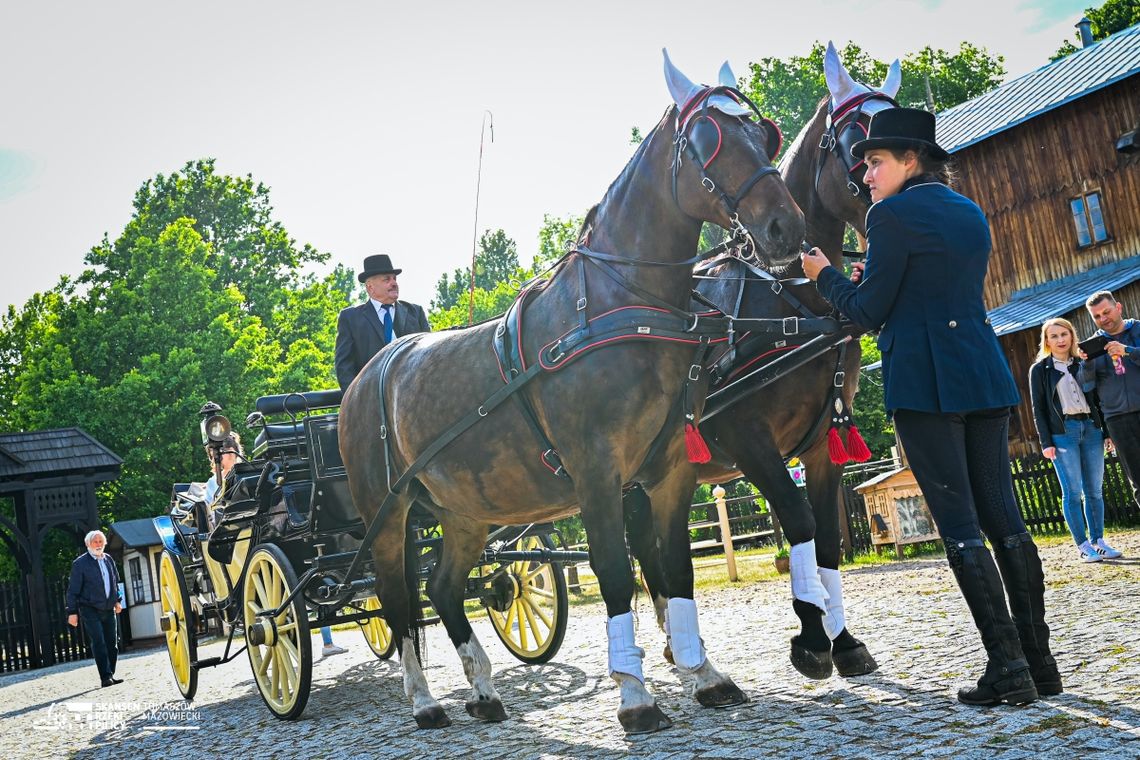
left=827, top=427, right=849, bottom=465
left=684, top=423, right=712, bottom=464
left=845, top=425, right=872, bottom=463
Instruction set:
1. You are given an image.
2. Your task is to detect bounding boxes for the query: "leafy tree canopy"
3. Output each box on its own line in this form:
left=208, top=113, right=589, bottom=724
left=1053, top=0, right=1139, bottom=60
left=741, top=41, right=1005, bottom=149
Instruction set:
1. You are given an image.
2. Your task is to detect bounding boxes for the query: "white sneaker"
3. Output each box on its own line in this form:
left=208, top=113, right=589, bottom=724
left=1094, top=538, right=1123, bottom=559
left=322, top=643, right=348, bottom=657
left=1078, top=541, right=1103, bottom=563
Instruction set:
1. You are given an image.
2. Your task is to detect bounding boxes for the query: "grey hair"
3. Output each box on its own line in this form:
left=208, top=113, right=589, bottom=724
left=84, top=530, right=107, bottom=546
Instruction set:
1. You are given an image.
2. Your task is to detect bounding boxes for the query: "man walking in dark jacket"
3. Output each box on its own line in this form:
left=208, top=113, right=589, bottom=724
left=1078, top=290, right=1138, bottom=559
left=66, top=530, right=124, bottom=687
left=334, top=254, right=430, bottom=391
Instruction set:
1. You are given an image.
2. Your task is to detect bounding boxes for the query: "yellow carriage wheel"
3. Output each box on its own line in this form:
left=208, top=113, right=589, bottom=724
left=359, top=596, right=397, bottom=659
left=244, top=544, right=312, bottom=720
left=158, top=549, right=198, bottom=700
left=483, top=534, right=569, bottom=664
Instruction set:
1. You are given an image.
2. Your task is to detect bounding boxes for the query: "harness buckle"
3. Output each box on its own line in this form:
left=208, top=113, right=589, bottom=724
left=542, top=449, right=569, bottom=479
left=379, top=425, right=387, bottom=439
left=818, top=132, right=836, bottom=151
left=782, top=317, right=799, bottom=336
left=688, top=364, right=701, bottom=382
left=548, top=341, right=565, bottom=364
left=846, top=179, right=862, bottom=197
left=771, top=280, right=783, bottom=295
left=576, top=297, right=587, bottom=311
left=495, top=322, right=506, bottom=338
left=702, top=176, right=716, bottom=193
left=834, top=370, right=846, bottom=388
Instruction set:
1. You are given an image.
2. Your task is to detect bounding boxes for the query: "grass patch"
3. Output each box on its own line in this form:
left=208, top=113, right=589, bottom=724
left=1023, top=714, right=1089, bottom=737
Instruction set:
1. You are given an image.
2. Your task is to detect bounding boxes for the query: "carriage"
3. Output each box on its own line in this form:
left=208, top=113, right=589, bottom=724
left=153, top=390, right=587, bottom=720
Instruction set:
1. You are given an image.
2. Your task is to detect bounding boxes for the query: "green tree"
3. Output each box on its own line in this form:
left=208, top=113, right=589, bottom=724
left=852, top=334, right=894, bottom=460
left=432, top=228, right=521, bottom=311
left=534, top=213, right=585, bottom=268
left=1053, top=0, right=1140, bottom=59
left=741, top=41, right=1005, bottom=145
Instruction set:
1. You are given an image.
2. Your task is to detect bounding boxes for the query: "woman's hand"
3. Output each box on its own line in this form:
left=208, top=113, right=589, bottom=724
left=1106, top=438, right=1115, bottom=455
left=849, top=261, right=866, bottom=284
left=1042, top=446, right=1056, bottom=461
left=800, top=247, right=830, bottom=281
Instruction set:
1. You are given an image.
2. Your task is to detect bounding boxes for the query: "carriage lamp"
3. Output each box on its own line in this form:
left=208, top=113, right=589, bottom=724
left=199, top=401, right=232, bottom=446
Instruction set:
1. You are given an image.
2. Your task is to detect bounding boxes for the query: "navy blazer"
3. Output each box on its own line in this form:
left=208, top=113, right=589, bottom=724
left=816, top=181, right=1019, bottom=414
left=334, top=300, right=430, bottom=391
left=66, top=552, right=122, bottom=614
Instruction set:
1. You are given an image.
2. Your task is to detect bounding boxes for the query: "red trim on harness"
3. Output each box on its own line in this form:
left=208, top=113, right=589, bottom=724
left=844, top=121, right=870, bottom=173
left=723, top=344, right=802, bottom=383
left=697, top=115, right=723, bottom=169
left=761, top=117, right=784, bottom=159
left=539, top=332, right=728, bottom=372
left=831, top=91, right=889, bottom=122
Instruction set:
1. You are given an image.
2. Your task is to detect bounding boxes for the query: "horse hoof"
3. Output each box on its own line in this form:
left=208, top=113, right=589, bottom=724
left=413, top=705, right=452, bottom=729
left=695, top=680, right=749, bottom=708
left=790, top=642, right=834, bottom=680
left=662, top=643, right=674, bottom=665
left=618, top=703, right=672, bottom=734
left=465, top=697, right=508, bottom=722
left=834, top=644, right=878, bottom=677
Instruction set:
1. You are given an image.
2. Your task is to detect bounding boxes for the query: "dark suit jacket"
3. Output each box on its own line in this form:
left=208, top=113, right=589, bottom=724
left=334, top=300, right=430, bottom=390
left=816, top=181, right=1019, bottom=414
left=65, top=552, right=122, bottom=614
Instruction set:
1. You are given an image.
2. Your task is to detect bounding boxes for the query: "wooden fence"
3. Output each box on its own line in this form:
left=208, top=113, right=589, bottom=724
left=0, top=575, right=90, bottom=673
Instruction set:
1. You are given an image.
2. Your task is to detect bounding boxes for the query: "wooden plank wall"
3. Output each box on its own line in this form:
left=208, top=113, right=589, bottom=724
left=949, top=76, right=1140, bottom=455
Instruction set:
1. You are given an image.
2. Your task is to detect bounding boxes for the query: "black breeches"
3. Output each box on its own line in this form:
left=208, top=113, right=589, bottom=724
left=893, top=408, right=1027, bottom=544
left=1105, top=411, right=1140, bottom=508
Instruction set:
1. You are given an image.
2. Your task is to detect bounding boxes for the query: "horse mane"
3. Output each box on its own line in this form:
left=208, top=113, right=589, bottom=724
left=777, top=96, right=829, bottom=174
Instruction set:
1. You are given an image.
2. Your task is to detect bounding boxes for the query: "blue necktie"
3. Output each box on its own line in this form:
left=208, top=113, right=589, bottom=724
left=382, top=305, right=394, bottom=343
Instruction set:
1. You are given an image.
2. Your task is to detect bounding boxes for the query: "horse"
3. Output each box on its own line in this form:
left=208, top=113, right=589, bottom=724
left=628, top=42, right=900, bottom=680
left=338, top=50, right=804, bottom=734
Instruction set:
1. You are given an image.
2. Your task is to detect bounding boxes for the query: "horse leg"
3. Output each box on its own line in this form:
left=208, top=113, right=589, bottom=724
left=647, top=470, right=748, bottom=708
left=803, top=440, right=879, bottom=676
left=730, top=442, right=833, bottom=679
left=422, top=511, right=507, bottom=722
left=581, top=483, right=670, bottom=734
left=622, top=485, right=670, bottom=659
left=366, top=496, right=451, bottom=729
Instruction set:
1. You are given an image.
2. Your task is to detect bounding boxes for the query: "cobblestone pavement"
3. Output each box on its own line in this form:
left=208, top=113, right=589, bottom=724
left=4, top=532, right=1139, bottom=759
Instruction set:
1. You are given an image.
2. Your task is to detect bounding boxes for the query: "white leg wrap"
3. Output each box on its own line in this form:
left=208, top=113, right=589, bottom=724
left=818, top=567, right=847, bottom=640
left=607, top=612, right=645, bottom=683
left=790, top=540, right=830, bottom=613
left=666, top=597, right=706, bottom=671
left=400, top=637, right=439, bottom=713
left=457, top=638, right=499, bottom=703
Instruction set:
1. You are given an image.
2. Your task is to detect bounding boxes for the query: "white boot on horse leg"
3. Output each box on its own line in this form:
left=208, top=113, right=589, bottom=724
left=667, top=597, right=747, bottom=707
left=458, top=637, right=507, bottom=721
left=819, top=567, right=879, bottom=676
left=789, top=539, right=835, bottom=680
left=608, top=612, right=671, bottom=734
left=654, top=594, right=675, bottom=665
left=401, top=637, right=451, bottom=729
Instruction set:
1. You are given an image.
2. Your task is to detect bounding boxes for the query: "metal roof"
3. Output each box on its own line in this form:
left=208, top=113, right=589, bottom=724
left=990, top=256, right=1140, bottom=336
left=938, top=24, right=1140, bottom=154
left=108, top=517, right=162, bottom=549
left=0, top=428, right=122, bottom=482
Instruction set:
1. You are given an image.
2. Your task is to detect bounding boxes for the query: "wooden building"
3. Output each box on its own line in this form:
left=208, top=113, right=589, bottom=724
left=936, top=23, right=1140, bottom=455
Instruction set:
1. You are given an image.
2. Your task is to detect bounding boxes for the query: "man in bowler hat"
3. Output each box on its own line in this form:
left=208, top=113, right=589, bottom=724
left=334, top=254, right=430, bottom=391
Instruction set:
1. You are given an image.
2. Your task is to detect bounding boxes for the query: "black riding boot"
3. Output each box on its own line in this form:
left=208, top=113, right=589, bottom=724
left=947, top=540, right=1038, bottom=706
left=994, top=532, right=1063, bottom=696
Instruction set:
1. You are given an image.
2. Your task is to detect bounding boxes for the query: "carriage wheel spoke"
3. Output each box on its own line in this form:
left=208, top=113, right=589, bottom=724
left=524, top=584, right=555, bottom=601
left=520, top=594, right=543, bottom=640
left=522, top=593, right=553, bottom=630
left=514, top=599, right=529, bottom=649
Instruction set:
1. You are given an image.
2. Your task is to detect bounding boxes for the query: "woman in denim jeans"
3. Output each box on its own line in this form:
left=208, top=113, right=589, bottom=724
left=1029, top=318, right=1119, bottom=562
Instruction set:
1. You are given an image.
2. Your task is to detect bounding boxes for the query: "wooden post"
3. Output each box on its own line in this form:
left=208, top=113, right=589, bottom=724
left=713, top=485, right=738, bottom=582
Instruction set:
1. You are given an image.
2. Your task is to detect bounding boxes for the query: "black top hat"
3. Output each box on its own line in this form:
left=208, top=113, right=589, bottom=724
left=850, top=107, right=949, bottom=162
left=357, top=254, right=402, bottom=282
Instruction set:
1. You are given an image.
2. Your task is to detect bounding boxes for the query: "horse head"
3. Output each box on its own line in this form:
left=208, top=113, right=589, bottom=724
left=811, top=41, right=901, bottom=235
left=663, top=50, right=804, bottom=270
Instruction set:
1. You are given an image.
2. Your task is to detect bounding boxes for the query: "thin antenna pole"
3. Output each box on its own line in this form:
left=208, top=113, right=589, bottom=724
left=470, top=110, right=494, bottom=326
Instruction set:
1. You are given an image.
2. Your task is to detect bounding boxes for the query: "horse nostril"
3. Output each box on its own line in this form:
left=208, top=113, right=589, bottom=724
left=768, top=217, right=783, bottom=246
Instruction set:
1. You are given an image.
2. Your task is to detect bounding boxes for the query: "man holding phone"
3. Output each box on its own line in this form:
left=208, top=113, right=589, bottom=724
left=1078, top=290, right=1140, bottom=558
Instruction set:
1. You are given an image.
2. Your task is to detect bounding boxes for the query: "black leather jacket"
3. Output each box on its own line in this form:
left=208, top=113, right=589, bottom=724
left=1028, top=355, right=1103, bottom=450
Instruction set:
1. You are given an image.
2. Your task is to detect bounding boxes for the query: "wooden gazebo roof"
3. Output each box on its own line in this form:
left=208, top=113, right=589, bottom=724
left=0, top=428, right=122, bottom=492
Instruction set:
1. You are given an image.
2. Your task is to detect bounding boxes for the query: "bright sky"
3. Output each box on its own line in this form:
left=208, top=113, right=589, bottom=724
left=0, top=0, right=1093, bottom=313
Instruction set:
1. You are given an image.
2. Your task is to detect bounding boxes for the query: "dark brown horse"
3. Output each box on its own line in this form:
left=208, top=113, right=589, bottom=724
left=629, top=44, right=900, bottom=680
left=338, top=51, right=804, bottom=734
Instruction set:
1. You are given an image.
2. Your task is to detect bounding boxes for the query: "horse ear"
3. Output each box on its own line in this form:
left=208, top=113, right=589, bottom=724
left=823, top=41, right=859, bottom=107
left=718, top=61, right=736, bottom=88
left=663, top=48, right=700, bottom=110
left=881, top=59, right=902, bottom=98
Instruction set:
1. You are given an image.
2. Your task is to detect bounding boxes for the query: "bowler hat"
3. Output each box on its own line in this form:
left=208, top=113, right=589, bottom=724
left=850, top=107, right=949, bottom=162
left=357, top=254, right=402, bottom=283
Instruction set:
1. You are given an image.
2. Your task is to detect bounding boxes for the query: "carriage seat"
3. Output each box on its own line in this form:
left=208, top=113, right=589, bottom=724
left=252, top=421, right=307, bottom=451
left=254, top=388, right=343, bottom=416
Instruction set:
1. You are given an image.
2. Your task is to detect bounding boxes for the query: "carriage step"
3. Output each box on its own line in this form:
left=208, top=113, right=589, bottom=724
left=192, top=656, right=223, bottom=669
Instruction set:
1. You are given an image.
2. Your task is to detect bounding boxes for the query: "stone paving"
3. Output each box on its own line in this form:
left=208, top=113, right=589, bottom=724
left=3, top=531, right=1139, bottom=759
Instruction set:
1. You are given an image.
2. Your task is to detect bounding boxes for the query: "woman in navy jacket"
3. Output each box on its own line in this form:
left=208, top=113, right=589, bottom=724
left=802, top=108, right=1056, bottom=706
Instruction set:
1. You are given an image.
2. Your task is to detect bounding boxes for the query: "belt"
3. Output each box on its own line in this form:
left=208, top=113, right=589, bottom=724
left=1063, top=412, right=1091, bottom=421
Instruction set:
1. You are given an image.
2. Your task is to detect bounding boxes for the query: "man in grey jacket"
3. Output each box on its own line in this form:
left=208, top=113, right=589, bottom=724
left=1078, top=290, right=1137, bottom=559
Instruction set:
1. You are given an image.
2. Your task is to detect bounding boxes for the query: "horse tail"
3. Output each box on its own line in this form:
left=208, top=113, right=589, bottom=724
left=404, top=504, right=426, bottom=663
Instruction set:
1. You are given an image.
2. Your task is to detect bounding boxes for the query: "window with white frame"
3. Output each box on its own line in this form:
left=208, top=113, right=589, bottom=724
left=129, top=556, right=147, bottom=604
left=1071, top=191, right=1108, bottom=247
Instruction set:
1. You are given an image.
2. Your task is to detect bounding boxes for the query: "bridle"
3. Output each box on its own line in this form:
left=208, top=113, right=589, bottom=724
left=672, top=85, right=784, bottom=259
left=815, top=91, right=898, bottom=205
